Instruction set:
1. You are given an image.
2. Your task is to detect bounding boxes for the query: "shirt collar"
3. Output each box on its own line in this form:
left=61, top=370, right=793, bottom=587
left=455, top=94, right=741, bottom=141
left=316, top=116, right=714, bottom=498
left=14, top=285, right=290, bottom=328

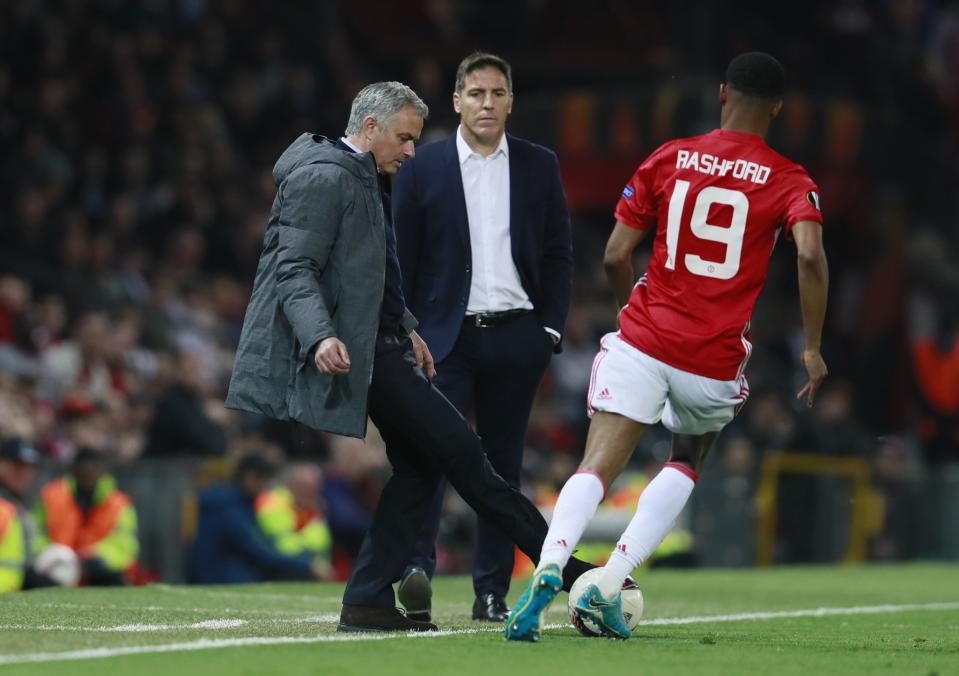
left=456, top=125, right=509, bottom=165
left=340, top=136, right=363, bottom=153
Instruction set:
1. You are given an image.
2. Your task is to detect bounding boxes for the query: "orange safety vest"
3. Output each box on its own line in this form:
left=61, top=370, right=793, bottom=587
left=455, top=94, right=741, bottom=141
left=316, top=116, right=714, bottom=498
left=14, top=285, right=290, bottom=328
left=41, top=478, right=131, bottom=554
left=0, top=499, right=15, bottom=541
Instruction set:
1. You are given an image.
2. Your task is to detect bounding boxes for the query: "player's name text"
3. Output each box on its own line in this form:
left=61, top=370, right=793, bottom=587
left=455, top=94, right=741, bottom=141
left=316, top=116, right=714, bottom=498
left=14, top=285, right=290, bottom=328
left=676, top=149, right=771, bottom=185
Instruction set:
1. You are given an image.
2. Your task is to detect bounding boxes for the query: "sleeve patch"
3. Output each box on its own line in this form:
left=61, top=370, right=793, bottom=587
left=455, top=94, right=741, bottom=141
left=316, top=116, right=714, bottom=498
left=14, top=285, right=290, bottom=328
left=805, top=190, right=821, bottom=211
left=622, top=185, right=634, bottom=199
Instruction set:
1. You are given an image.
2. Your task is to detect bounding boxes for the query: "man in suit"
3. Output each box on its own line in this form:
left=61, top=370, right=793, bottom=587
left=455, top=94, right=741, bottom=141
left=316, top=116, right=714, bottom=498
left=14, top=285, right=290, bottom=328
left=392, top=53, right=573, bottom=622
left=226, top=81, right=591, bottom=632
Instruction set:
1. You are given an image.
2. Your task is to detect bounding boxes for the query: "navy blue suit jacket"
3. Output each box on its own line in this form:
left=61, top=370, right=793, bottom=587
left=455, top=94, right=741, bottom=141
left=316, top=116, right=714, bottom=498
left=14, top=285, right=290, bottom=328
left=392, top=134, right=573, bottom=363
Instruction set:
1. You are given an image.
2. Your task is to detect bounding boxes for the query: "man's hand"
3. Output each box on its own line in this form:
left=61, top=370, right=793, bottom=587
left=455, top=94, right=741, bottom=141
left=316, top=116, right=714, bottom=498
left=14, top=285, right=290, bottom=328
left=409, top=330, right=436, bottom=378
left=314, top=337, right=351, bottom=375
left=797, top=348, right=827, bottom=407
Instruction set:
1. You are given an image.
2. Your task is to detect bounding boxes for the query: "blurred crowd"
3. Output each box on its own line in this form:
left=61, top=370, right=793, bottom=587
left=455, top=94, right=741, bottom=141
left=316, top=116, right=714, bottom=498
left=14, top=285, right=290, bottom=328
left=1, top=0, right=958, bottom=576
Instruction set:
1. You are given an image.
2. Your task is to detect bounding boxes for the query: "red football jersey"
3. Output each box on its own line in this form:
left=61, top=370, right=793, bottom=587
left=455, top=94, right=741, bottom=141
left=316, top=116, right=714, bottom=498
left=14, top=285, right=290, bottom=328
left=614, top=129, right=822, bottom=381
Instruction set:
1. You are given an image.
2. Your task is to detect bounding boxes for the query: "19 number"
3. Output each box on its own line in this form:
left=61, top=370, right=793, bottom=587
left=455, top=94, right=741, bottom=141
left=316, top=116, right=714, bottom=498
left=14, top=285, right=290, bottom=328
left=665, top=179, right=748, bottom=280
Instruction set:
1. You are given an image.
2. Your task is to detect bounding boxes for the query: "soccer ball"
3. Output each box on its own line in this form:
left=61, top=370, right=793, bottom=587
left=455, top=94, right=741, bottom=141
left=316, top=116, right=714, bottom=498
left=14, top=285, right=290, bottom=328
left=567, top=568, right=644, bottom=637
left=34, top=543, right=80, bottom=587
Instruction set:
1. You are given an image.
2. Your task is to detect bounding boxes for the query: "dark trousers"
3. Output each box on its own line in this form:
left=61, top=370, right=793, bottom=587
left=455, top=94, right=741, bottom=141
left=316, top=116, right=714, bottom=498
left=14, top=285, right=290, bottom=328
left=341, top=329, right=552, bottom=608
left=406, top=313, right=554, bottom=598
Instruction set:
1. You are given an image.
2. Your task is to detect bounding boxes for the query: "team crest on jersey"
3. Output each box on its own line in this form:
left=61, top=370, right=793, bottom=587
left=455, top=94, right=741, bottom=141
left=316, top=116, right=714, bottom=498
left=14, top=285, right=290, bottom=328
left=806, top=190, right=821, bottom=211
left=622, top=185, right=634, bottom=199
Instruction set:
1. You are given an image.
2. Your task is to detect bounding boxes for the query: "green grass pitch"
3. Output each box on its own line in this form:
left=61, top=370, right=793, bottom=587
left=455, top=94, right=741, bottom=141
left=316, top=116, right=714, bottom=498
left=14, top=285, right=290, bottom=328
left=0, top=563, right=957, bottom=675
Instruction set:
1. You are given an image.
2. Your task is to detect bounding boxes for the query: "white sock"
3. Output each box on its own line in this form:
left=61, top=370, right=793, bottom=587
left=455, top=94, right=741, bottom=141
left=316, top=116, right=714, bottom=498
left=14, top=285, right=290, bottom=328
left=537, top=471, right=606, bottom=571
left=596, top=463, right=697, bottom=599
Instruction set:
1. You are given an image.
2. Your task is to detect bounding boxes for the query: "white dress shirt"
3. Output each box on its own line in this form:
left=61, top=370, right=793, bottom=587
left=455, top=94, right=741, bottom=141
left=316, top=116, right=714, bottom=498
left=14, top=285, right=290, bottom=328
left=457, top=126, right=535, bottom=317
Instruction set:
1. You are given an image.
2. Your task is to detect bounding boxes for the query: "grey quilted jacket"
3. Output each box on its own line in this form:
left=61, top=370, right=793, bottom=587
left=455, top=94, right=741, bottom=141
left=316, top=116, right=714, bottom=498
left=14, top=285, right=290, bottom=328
left=226, top=133, right=391, bottom=438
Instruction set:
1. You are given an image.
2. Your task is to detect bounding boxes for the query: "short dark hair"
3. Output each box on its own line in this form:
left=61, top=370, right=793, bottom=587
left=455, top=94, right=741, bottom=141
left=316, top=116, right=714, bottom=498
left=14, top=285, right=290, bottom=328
left=725, top=52, right=785, bottom=100
left=455, top=52, right=512, bottom=94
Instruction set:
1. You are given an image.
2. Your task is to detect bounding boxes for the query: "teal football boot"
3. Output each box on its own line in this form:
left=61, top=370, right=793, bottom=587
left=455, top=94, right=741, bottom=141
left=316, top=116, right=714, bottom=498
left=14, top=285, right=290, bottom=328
left=572, top=584, right=631, bottom=640
left=503, top=563, right=563, bottom=642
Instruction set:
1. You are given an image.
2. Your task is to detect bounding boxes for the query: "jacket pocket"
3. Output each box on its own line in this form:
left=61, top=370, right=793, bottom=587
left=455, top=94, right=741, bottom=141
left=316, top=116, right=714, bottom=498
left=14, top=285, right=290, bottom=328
left=243, top=328, right=275, bottom=376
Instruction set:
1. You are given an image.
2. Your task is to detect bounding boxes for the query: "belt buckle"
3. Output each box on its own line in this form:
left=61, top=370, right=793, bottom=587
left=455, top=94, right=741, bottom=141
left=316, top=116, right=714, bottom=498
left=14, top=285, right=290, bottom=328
left=473, top=314, right=490, bottom=328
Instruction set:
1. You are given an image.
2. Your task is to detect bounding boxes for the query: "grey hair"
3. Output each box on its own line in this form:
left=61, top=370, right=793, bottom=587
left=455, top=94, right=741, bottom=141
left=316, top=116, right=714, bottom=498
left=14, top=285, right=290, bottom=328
left=344, top=81, right=429, bottom=135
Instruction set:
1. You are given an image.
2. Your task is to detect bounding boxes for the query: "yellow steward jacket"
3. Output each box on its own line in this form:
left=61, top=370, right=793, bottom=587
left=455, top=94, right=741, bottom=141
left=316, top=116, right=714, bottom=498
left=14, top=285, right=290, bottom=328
left=255, top=487, right=331, bottom=561
left=0, top=497, right=25, bottom=592
left=34, top=475, right=138, bottom=573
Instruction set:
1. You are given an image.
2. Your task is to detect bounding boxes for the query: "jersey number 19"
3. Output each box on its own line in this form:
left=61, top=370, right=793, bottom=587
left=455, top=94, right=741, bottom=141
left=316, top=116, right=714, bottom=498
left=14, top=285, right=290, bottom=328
left=664, top=179, right=748, bottom=280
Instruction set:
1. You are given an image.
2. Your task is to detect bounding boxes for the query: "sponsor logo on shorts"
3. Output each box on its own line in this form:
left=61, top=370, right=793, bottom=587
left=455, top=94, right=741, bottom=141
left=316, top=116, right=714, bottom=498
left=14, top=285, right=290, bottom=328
left=597, top=387, right=612, bottom=401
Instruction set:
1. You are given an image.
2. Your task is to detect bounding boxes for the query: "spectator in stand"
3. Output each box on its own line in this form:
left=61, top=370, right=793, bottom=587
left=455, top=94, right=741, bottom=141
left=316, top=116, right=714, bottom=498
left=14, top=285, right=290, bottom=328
left=255, top=463, right=332, bottom=579
left=908, top=291, right=959, bottom=464
left=34, top=450, right=139, bottom=586
left=190, top=454, right=326, bottom=584
left=0, top=276, right=30, bottom=349
left=36, top=312, right=126, bottom=410
left=0, top=277, right=40, bottom=381
left=144, top=350, right=227, bottom=456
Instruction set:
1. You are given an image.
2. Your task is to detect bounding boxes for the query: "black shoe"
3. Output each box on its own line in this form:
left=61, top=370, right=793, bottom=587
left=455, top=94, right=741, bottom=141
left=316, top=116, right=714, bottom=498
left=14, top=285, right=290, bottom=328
left=562, top=556, right=596, bottom=592
left=472, top=593, right=510, bottom=622
left=337, top=604, right=437, bottom=632
left=397, top=567, right=432, bottom=622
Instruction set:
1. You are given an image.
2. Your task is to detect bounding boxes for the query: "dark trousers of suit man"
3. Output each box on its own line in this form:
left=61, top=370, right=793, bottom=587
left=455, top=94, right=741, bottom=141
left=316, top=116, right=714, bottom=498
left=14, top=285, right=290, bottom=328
left=342, top=329, right=575, bottom=608
left=405, top=312, right=554, bottom=599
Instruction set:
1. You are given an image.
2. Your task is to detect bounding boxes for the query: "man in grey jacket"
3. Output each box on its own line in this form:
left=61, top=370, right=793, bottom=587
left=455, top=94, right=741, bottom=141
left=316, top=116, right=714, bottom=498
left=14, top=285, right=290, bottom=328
left=226, top=82, right=592, bottom=632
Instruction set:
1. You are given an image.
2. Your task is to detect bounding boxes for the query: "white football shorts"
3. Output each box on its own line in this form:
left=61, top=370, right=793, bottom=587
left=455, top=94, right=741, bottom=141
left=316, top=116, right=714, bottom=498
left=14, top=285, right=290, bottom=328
left=586, top=332, right=749, bottom=435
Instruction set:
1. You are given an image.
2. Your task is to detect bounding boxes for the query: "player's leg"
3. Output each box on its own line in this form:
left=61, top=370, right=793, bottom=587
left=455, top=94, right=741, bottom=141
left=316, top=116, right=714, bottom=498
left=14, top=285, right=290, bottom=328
left=505, top=411, right=648, bottom=641
left=591, top=431, right=717, bottom=600
left=569, top=432, right=719, bottom=639
left=592, top=368, right=747, bottom=601
left=537, top=334, right=667, bottom=572
left=539, top=412, right=648, bottom=569
left=506, top=334, right=665, bottom=641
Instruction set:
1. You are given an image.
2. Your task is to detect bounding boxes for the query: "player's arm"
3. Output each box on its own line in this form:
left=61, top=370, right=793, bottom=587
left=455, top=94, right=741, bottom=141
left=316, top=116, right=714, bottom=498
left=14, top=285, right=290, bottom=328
left=793, top=220, right=828, bottom=406
left=603, top=220, right=651, bottom=309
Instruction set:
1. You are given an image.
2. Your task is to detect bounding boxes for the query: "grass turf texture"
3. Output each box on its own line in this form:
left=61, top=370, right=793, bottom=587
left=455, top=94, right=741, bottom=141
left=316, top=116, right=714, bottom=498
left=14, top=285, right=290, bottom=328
left=0, top=563, right=957, bottom=675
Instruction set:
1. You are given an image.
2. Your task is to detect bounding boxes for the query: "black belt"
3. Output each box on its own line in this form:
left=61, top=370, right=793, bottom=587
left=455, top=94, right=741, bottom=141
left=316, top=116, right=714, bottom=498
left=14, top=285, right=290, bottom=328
left=467, top=309, right=530, bottom=328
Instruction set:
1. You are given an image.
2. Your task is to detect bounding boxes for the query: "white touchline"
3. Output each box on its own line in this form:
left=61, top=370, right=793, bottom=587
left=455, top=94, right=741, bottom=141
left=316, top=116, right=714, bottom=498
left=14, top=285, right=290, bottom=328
left=0, top=619, right=250, bottom=633
left=14, top=601, right=315, bottom=616
left=0, top=602, right=957, bottom=665
left=635, top=602, right=959, bottom=626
